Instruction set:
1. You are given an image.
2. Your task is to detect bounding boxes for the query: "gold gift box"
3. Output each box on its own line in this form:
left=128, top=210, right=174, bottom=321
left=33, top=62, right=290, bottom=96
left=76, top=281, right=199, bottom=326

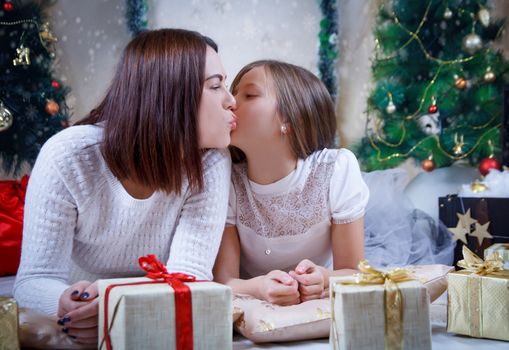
left=0, top=297, right=19, bottom=350
left=98, top=277, right=232, bottom=350
left=447, top=270, right=509, bottom=341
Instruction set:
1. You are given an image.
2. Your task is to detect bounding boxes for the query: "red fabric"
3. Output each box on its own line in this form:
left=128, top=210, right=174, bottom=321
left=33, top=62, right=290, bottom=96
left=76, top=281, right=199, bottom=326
left=103, top=255, right=200, bottom=350
left=0, top=175, right=29, bottom=276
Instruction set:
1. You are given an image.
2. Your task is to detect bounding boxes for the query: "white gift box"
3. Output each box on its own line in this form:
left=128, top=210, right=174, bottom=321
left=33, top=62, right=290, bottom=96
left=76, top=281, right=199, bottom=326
left=98, top=277, right=232, bottom=350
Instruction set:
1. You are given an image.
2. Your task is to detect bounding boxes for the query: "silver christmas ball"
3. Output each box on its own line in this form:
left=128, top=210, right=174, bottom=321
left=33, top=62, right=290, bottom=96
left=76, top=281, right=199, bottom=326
left=386, top=101, right=396, bottom=114
left=0, top=101, right=13, bottom=132
left=462, top=33, right=482, bottom=54
left=443, top=7, right=453, bottom=20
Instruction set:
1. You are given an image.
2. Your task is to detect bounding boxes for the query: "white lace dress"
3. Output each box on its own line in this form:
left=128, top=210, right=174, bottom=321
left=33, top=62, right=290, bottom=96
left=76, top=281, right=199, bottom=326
left=226, top=148, right=369, bottom=279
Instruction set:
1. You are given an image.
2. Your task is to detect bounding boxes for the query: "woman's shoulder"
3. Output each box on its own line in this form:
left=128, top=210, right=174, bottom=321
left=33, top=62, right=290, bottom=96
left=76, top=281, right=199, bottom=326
left=202, top=148, right=231, bottom=168
left=39, top=124, right=103, bottom=160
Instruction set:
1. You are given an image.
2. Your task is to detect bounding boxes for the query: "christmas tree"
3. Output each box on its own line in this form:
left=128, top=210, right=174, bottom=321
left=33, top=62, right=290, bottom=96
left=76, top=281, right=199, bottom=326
left=0, top=0, right=69, bottom=176
left=355, top=0, right=509, bottom=175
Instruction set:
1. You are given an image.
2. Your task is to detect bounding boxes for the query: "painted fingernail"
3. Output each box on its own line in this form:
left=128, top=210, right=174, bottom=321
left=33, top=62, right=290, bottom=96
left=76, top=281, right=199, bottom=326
left=62, top=327, right=69, bottom=333
left=71, top=290, right=79, bottom=296
left=62, top=315, right=71, bottom=323
left=57, top=319, right=64, bottom=326
left=69, top=335, right=77, bottom=339
left=80, top=292, right=90, bottom=300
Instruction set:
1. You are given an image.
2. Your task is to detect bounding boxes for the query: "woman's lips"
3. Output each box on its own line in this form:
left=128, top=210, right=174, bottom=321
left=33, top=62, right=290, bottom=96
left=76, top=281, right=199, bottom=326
left=229, top=114, right=237, bottom=130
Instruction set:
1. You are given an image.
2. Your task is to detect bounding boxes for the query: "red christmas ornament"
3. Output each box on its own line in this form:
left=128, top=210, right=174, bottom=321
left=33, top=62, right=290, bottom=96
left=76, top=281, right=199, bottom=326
left=478, top=157, right=502, bottom=176
left=3, top=1, right=13, bottom=11
left=51, top=80, right=60, bottom=89
left=428, top=96, right=438, bottom=113
left=422, top=158, right=436, bottom=172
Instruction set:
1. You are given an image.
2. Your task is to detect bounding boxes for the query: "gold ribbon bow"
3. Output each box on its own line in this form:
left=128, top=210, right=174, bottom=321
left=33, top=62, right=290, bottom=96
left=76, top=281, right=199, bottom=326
left=335, top=260, right=415, bottom=350
left=457, top=245, right=505, bottom=275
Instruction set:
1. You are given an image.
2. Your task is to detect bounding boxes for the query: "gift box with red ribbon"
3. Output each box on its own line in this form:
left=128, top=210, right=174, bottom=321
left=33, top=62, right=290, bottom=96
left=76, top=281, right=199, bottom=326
left=98, top=255, right=232, bottom=350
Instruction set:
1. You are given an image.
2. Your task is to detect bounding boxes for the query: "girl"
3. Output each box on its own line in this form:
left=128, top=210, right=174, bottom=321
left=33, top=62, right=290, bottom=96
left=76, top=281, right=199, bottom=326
left=14, top=28, right=236, bottom=344
left=213, top=60, right=369, bottom=306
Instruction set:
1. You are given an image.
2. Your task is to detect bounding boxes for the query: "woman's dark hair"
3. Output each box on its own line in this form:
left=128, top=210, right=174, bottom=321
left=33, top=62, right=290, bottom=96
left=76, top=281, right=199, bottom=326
left=78, top=28, right=218, bottom=193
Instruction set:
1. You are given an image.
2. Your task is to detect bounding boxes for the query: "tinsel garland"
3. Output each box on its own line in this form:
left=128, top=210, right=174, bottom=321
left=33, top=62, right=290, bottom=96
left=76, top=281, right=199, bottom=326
left=318, top=0, right=339, bottom=100
left=125, top=0, right=148, bottom=36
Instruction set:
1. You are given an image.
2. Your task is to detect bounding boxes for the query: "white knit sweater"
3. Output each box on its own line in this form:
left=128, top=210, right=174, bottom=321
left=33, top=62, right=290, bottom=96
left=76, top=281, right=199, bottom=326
left=13, top=124, right=231, bottom=315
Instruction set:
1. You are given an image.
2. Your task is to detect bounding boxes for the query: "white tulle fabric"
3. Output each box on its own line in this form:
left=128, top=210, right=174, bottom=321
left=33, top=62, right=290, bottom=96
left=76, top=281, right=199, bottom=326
left=362, top=169, right=455, bottom=268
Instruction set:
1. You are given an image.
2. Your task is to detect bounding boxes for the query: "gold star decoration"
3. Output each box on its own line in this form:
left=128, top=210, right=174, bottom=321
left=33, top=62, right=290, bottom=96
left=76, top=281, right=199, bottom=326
left=457, top=208, right=477, bottom=230
left=448, top=208, right=494, bottom=246
left=470, top=221, right=493, bottom=246
left=448, top=220, right=470, bottom=244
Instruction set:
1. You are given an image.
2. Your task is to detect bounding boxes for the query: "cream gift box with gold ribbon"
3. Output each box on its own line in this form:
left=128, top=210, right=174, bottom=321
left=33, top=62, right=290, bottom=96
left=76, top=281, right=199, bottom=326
left=447, top=246, right=509, bottom=341
left=0, top=297, right=19, bottom=350
left=329, top=262, right=431, bottom=350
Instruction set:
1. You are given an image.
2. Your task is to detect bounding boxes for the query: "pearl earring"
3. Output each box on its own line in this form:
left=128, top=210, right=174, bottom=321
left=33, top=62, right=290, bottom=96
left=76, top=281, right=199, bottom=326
left=280, top=124, right=288, bottom=134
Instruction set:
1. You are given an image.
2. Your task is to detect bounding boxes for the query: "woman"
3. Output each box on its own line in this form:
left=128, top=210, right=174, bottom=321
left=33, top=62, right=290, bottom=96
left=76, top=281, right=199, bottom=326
left=14, top=28, right=236, bottom=345
left=213, top=60, right=369, bottom=306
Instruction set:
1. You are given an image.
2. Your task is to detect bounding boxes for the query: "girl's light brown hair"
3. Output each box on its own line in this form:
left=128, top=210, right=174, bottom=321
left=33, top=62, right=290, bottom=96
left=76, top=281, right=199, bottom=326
left=78, top=28, right=218, bottom=193
left=230, top=60, right=337, bottom=162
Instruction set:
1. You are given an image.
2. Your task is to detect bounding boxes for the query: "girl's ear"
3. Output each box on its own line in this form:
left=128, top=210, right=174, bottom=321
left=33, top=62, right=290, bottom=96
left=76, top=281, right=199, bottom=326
left=280, top=122, right=291, bottom=135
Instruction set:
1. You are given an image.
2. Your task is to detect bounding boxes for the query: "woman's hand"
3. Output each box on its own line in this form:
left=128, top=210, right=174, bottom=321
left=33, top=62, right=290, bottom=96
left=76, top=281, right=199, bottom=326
left=57, top=280, right=99, bottom=345
left=258, top=270, right=300, bottom=306
left=289, top=259, right=325, bottom=302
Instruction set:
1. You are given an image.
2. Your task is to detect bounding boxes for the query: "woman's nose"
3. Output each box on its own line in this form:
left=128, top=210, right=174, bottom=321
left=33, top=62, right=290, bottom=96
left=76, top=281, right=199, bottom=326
left=226, top=90, right=237, bottom=110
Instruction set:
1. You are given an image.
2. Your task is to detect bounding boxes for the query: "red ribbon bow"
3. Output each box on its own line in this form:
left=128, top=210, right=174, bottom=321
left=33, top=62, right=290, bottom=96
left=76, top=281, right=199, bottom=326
left=103, top=255, right=198, bottom=350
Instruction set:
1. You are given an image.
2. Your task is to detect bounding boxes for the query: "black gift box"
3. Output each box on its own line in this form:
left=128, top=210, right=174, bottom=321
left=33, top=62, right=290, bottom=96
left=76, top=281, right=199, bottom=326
left=439, top=195, right=509, bottom=265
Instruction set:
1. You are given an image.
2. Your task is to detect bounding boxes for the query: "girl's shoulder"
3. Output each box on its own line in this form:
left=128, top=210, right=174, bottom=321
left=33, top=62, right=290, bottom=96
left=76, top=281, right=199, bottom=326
left=304, top=148, right=359, bottom=168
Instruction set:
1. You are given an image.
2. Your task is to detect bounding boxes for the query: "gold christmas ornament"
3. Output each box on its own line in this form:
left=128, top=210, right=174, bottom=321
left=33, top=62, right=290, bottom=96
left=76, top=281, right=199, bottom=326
left=478, top=8, right=490, bottom=27
left=12, top=45, right=31, bottom=66
left=453, top=134, right=464, bottom=155
left=470, top=180, right=488, bottom=193
left=454, top=76, right=467, bottom=90
left=443, top=7, right=453, bottom=20
left=484, top=67, right=496, bottom=83
left=0, top=100, right=14, bottom=132
left=39, top=22, right=58, bottom=43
